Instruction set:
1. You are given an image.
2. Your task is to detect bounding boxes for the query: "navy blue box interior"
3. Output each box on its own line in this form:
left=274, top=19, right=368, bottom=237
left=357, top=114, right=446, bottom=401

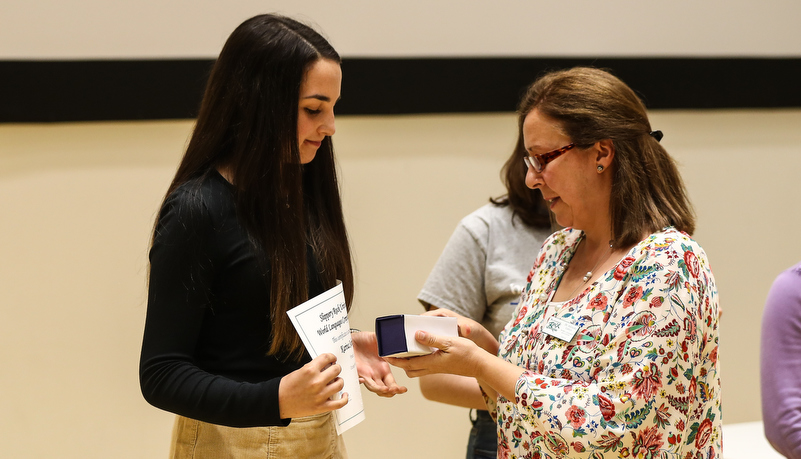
left=375, top=315, right=408, bottom=357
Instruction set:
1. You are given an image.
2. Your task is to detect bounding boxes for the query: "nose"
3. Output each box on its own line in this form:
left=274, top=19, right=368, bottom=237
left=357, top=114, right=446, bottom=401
left=525, top=164, right=542, bottom=189
left=319, top=111, right=336, bottom=136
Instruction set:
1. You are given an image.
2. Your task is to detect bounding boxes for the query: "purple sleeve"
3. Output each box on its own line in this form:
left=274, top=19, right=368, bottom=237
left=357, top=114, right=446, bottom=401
left=761, top=262, right=801, bottom=459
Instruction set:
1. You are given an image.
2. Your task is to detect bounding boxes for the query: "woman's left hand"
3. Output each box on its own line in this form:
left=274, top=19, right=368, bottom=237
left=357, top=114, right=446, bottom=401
left=422, top=308, right=499, bottom=355
left=386, top=330, right=488, bottom=379
left=351, top=331, right=408, bottom=397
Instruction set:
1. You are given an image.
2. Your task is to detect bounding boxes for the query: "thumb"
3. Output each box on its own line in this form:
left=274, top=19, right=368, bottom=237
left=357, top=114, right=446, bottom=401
left=416, top=330, right=449, bottom=350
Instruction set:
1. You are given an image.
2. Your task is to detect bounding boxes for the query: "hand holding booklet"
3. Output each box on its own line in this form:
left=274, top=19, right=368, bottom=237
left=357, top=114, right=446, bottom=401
left=286, top=282, right=364, bottom=435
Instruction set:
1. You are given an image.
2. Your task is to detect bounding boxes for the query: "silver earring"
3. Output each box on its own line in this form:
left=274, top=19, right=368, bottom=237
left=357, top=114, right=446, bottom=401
left=597, top=165, right=604, bottom=172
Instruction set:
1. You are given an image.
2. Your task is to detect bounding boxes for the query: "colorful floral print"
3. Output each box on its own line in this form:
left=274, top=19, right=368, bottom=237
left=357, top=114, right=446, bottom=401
left=490, top=227, right=721, bottom=458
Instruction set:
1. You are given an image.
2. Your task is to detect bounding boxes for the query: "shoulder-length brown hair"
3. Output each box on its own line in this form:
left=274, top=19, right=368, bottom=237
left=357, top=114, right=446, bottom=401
left=153, top=14, right=353, bottom=361
left=516, top=67, right=695, bottom=248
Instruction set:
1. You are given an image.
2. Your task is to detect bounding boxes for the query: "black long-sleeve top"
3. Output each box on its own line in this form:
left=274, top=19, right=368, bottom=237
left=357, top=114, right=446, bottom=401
left=139, top=171, right=323, bottom=427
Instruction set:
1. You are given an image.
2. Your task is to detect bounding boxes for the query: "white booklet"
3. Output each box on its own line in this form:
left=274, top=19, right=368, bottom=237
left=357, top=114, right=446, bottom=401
left=286, top=281, right=365, bottom=435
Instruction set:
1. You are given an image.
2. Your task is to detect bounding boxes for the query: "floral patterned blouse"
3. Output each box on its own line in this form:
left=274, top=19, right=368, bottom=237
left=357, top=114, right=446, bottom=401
left=488, top=227, right=721, bottom=459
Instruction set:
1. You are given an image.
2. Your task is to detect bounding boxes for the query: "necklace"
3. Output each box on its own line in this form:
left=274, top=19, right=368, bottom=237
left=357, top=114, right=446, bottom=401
left=566, top=240, right=613, bottom=299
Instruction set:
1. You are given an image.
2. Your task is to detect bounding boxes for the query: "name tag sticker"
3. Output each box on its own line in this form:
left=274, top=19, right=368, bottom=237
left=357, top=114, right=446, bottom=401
left=542, top=317, right=580, bottom=342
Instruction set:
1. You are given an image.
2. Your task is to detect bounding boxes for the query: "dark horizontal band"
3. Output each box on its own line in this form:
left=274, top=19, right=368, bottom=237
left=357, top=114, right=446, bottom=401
left=2, top=57, right=800, bottom=123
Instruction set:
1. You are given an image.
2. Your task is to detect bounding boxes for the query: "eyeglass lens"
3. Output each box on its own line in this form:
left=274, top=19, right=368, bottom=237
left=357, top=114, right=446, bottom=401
left=524, top=156, right=541, bottom=172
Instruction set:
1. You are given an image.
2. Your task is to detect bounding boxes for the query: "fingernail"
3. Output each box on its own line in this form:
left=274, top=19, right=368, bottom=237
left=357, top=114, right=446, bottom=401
left=417, top=331, right=427, bottom=340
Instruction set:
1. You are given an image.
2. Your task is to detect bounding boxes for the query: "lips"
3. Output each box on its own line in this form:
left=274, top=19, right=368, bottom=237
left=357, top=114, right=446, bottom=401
left=305, top=140, right=322, bottom=148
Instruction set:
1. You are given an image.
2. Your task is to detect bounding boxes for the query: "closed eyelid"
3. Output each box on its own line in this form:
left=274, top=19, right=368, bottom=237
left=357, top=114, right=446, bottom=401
left=301, top=101, right=338, bottom=112
left=301, top=101, right=333, bottom=111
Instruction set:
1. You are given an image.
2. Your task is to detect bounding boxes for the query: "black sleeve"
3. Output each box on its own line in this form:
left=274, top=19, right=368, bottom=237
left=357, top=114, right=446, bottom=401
left=139, top=189, right=288, bottom=427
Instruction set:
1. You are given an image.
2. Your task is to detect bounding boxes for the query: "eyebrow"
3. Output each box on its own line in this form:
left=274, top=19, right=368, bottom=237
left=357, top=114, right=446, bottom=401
left=302, top=94, right=342, bottom=102
left=303, top=94, right=330, bottom=102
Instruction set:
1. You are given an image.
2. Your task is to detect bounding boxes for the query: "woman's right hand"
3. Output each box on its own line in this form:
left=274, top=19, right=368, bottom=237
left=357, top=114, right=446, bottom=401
left=278, top=353, right=348, bottom=419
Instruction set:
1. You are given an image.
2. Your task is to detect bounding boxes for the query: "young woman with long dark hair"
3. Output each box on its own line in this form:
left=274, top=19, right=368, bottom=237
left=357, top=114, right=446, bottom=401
left=139, top=14, right=404, bottom=458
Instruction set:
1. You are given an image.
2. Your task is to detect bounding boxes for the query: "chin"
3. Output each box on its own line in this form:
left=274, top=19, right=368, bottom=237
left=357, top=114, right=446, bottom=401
left=553, top=213, right=573, bottom=229
left=300, top=152, right=317, bottom=164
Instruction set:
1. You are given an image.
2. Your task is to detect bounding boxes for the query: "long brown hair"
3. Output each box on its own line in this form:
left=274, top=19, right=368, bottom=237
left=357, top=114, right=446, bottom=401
left=153, top=14, right=353, bottom=360
left=517, top=67, right=695, bottom=247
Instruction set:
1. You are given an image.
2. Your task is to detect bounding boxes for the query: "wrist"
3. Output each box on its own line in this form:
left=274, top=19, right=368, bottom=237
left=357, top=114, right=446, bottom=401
left=473, top=348, right=496, bottom=381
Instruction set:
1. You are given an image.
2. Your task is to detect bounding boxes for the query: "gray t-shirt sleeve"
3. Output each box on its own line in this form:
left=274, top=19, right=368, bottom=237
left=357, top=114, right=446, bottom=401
left=418, top=204, right=550, bottom=338
left=417, top=213, right=489, bottom=322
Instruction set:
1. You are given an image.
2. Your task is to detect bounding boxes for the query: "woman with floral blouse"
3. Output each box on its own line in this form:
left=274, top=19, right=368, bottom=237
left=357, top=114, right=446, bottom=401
left=389, top=67, right=721, bottom=459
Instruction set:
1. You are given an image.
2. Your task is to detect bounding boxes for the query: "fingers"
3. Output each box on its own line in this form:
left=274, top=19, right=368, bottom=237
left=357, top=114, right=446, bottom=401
left=359, top=375, right=380, bottom=392
left=279, top=354, right=354, bottom=418
left=360, top=373, right=408, bottom=397
left=316, top=374, right=346, bottom=409
left=385, top=382, right=408, bottom=396
left=361, top=376, right=392, bottom=396
left=390, top=357, right=430, bottom=380
left=320, top=362, right=343, bottom=382
left=402, top=369, right=429, bottom=378
left=311, top=352, right=339, bottom=369
left=328, top=392, right=349, bottom=410
left=309, top=354, right=344, bottom=399
left=308, top=353, right=342, bottom=383
left=326, top=375, right=345, bottom=392
left=379, top=372, right=408, bottom=394
left=422, top=308, right=458, bottom=318
left=318, top=391, right=350, bottom=413
left=384, top=357, right=405, bottom=368
left=385, top=355, right=433, bottom=379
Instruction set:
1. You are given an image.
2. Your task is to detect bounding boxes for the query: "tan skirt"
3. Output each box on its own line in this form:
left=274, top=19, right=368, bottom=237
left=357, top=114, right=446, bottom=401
left=169, top=412, right=347, bottom=459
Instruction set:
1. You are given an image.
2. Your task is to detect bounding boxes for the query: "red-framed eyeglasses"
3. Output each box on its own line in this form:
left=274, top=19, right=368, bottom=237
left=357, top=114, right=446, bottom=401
left=523, top=143, right=576, bottom=172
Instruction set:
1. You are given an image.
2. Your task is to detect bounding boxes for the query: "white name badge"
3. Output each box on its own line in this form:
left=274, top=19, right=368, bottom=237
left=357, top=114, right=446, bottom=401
left=542, top=317, right=580, bottom=342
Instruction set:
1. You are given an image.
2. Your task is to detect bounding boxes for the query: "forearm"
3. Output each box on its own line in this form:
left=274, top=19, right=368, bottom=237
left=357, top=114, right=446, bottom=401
left=419, top=374, right=487, bottom=410
left=474, top=351, right=525, bottom=402
left=139, top=359, right=284, bottom=427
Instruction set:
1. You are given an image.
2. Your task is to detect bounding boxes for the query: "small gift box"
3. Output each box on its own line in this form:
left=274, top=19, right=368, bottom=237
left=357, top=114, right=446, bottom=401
left=375, top=314, right=458, bottom=357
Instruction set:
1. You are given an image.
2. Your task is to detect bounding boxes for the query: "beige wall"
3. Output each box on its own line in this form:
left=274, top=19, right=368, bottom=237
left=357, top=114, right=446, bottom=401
left=1, top=110, right=800, bottom=458
left=3, top=0, right=799, bottom=58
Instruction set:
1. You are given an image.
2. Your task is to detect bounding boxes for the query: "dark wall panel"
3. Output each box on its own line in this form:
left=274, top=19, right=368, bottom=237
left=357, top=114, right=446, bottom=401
left=2, top=57, right=800, bottom=122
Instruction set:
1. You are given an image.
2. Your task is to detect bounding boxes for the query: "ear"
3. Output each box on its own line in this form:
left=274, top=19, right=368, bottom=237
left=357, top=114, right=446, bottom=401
left=594, top=139, right=615, bottom=172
